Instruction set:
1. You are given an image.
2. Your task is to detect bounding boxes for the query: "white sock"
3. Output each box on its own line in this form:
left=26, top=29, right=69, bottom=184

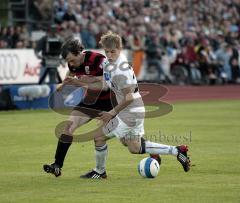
left=94, top=144, right=108, bottom=174
left=145, top=141, right=178, bottom=156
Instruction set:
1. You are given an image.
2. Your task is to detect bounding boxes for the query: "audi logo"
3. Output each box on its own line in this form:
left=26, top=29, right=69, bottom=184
left=0, top=53, right=20, bottom=80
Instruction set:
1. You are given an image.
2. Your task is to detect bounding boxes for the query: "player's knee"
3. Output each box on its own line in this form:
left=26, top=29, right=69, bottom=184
left=127, top=137, right=145, bottom=154
left=63, top=121, right=74, bottom=134
left=65, top=120, right=82, bottom=135
left=128, top=146, right=140, bottom=154
left=68, top=124, right=78, bottom=135
left=120, top=138, right=128, bottom=147
left=128, top=144, right=141, bottom=154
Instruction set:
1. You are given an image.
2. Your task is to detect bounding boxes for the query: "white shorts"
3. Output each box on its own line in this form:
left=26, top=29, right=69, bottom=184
left=102, top=115, right=144, bottom=139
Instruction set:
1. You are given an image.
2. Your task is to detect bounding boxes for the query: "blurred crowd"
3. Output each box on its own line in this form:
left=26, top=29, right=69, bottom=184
left=0, top=25, right=37, bottom=49
left=0, top=0, right=239, bottom=84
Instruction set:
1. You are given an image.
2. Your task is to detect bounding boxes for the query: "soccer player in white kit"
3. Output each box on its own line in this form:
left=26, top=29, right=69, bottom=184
left=72, top=32, right=191, bottom=179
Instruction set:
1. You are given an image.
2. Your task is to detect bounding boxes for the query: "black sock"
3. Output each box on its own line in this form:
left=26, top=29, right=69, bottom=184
left=139, top=137, right=146, bottom=154
left=54, top=134, right=72, bottom=168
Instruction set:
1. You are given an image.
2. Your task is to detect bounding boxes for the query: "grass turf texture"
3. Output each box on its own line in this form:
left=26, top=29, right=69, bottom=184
left=0, top=100, right=239, bottom=203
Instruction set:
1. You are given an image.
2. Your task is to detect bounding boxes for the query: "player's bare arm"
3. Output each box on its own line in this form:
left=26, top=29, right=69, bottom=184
left=79, top=75, right=103, bottom=83
left=63, top=75, right=108, bottom=91
left=98, top=86, right=135, bottom=123
left=56, top=70, right=75, bottom=91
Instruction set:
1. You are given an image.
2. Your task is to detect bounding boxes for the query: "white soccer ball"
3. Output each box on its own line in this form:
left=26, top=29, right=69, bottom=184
left=138, top=157, right=160, bottom=178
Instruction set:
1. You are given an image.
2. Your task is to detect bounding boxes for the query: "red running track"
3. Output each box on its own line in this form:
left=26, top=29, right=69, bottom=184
left=161, top=85, right=240, bottom=103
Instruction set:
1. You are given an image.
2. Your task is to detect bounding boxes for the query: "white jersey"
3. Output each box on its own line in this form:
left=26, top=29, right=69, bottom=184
left=101, top=53, right=145, bottom=138
left=102, top=53, right=145, bottom=115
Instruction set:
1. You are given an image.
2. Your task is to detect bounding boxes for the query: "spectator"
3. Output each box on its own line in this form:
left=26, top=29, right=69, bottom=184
left=182, top=39, right=202, bottom=84
left=215, top=43, right=233, bottom=82
left=15, top=40, right=25, bottom=49
left=54, top=0, right=68, bottom=23
left=145, top=33, right=166, bottom=81
left=128, top=27, right=146, bottom=77
left=33, top=0, right=53, bottom=21
left=62, top=5, right=77, bottom=22
left=80, top=23, right=96, bottom=49
left=0, top=27, right=8, bottom=47
left=230, top=41, right=240, bottom=83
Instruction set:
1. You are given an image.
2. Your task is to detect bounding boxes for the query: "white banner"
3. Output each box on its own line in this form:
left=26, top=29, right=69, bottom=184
left=0, top=49, right=41, bottom=84
left=0, top=49, right=69, bottom=85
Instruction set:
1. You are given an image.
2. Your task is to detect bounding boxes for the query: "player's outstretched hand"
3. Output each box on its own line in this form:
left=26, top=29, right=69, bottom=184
left=97, top=112, right=114, bottom=124
left=56, top=83, right=64, bottom=92
left=63, top=76, right=78, bottom=86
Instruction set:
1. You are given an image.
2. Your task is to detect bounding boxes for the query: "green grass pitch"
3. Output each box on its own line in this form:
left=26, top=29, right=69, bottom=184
left=0, top=100, right=239, bottom=203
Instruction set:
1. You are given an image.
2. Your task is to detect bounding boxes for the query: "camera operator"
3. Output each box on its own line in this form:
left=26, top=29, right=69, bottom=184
left=35, top=25, right=63, bottom=84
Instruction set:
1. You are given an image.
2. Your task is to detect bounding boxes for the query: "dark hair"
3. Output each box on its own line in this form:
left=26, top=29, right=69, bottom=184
left=61, top=38, right=84, bottom=59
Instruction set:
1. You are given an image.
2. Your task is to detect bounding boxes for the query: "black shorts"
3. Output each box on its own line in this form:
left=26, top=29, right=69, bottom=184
left=73, top=97, right=116, bottom=118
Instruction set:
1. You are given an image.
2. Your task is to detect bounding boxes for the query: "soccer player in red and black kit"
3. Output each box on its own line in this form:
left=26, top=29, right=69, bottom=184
left=43, top=38, right=161, bottom=178
left=43, top=38, right=115, bottom=177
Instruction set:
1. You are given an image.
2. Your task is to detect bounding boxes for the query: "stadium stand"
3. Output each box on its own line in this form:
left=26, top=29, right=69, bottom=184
left=0, top=0, right=239, bottom=84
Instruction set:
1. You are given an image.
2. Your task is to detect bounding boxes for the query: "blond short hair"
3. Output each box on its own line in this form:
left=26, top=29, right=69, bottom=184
left=99, top=31, right=122, bottom=49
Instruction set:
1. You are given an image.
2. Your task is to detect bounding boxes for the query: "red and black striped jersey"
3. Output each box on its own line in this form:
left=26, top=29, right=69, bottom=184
left=68, top=51, right=105, bottom=77
left=68, top=51, right=110, bottom=100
